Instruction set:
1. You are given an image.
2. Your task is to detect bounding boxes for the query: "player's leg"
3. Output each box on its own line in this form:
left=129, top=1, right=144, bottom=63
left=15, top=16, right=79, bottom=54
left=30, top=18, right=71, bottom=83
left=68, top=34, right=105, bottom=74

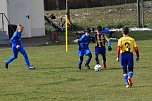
left=85, top=48, right=92, bottom=69
left=95, top=46, right=99, bottom=64
left=19, top=46, right=34, bottom=69
left=85, top=53, right=92, bottom=69
left=127, top=52, right=134, bottom=87
left=128, top=67, right=133, bottom=87
left=120, top=53, right=129, bottom=87
left=101, top=53, right=106, bottom=69
left=5, top=45, right=19, bottom=69
left=95, top=53, right=99, bottom=64
left=123, top=67, right=129, bottom=87
left=78, top=56, right=83, bottom=70
left=101, top=47, right=106, bottom=68
left=78, top=50, right=84, bottom=70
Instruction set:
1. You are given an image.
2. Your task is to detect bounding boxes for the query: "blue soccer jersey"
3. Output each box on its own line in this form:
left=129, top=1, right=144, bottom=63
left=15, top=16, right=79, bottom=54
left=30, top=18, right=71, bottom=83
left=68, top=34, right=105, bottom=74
left=10, top=31, right=22, bottom=46
left=78, top=34, right=92, bottom=56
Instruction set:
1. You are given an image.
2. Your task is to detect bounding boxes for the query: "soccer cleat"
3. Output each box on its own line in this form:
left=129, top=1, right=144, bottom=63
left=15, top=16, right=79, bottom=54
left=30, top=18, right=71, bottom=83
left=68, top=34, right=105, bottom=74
left=28, top=66, right=35, bottom=70
left=5, top=63, right=8, bottom=69
left=128, top=77, right=133, bottom=87
left=85, top=64, right=90, bottom=69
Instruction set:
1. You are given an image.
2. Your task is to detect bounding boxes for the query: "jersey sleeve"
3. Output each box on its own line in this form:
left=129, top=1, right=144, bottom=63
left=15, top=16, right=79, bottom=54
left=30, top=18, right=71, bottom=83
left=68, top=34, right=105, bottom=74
left=102, top=28, right=110, bottom=34
left=104, top=34, right=109, bottom=42
left=133, top=39, right=137, bottom=47
left=118, top=39, right=121, bottom=46
left=79, top=34, right=85, bottom=42
left=10, top=32, right=17, bottom=43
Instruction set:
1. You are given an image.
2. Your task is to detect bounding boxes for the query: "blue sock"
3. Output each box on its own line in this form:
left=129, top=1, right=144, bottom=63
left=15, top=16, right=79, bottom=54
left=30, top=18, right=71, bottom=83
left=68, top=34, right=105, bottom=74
left=128, top=71, right=133, bottom=78
left=78, top=60, right=82, bottom=66
left=123, top=74, right=128, bottom=85
left=86, top=56, right=91, bottom=65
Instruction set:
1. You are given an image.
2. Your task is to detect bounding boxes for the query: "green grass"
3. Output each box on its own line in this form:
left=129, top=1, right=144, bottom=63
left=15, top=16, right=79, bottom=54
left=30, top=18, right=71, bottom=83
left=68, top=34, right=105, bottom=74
left=45, top=1, right=152, bottom=29
left=0, top=31, right=152, bottom=101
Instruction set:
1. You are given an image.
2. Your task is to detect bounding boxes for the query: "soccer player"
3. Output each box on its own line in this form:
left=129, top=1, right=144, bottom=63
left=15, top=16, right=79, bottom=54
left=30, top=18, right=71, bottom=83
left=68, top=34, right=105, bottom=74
left=116, top=27, right=139, bottom=88
left=78, top=28, right=93, bottom=70
left=5, top=24, right=35, bottom=70
left=94, top=26, right=112, bottom=69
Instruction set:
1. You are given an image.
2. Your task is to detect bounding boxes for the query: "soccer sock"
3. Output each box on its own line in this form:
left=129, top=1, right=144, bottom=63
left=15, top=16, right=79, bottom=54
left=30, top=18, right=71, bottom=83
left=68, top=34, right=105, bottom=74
left=102, top=61, right=106, bottom=68
left=86, top=53, right=92, bottom=65
left=128, top=71, right=133, bottom=78
left=86, top=56, right=92, bottom=65
left=123, top=74, right=128, bottom=85
left=95, top=54, right=99, bottom=64
left=78, top=56, right=83, bottom=66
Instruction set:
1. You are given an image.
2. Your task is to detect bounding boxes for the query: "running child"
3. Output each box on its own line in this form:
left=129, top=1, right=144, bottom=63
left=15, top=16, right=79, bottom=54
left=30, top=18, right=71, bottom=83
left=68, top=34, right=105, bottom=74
left=5, top=24, right=35, bottom=70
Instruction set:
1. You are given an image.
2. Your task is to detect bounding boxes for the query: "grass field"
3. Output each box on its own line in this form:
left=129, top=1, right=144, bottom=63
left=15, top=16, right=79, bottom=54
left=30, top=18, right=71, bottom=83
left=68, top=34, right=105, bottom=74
left=0, top=31, right=152, bottom=101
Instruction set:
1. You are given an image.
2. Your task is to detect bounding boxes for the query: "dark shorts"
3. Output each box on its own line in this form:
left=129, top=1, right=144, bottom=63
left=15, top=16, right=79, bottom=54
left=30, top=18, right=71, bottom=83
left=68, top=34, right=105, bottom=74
left=95, top=46, right=106, bottom=61
left=95, top=46, right=106, bottom=54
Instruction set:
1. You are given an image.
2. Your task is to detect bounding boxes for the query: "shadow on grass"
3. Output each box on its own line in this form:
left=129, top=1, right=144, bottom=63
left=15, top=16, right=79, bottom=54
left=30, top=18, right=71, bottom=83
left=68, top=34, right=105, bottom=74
left=105, top=67, right=122, bottom=71
left=0, top=92, right=24, bottom=96
left=133, top=85, right=152, bottom=88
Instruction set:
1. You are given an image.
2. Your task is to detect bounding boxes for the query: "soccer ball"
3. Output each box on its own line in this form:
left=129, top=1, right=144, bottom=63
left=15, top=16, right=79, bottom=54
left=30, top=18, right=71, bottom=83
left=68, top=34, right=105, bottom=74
left=94, top=64, right=102, bottom=72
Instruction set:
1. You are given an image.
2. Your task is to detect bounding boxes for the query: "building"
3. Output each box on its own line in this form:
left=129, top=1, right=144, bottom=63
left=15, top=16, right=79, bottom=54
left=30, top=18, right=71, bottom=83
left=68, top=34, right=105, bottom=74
left=0, top=0, right=45, bottom=38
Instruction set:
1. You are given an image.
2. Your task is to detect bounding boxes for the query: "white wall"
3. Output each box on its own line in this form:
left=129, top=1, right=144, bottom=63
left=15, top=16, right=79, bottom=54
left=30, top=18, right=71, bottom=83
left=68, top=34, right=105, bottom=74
left=0, top=0, right=8, bottom=33
left=8, top=0, right=32, bottom=37
left=30, top=0, right=45, bottom=37
left=7, top=0, right=45, bottom=38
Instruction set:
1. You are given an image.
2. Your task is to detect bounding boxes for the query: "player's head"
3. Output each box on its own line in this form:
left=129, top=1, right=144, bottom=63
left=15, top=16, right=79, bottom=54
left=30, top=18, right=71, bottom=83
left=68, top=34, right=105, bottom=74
left=97, top=26, right=102, bottom=33
left=17, top=24, right=24, bottom=32
left=122, top=27, right=129, bottom=35
left=86, top=28, right=91, bottom=36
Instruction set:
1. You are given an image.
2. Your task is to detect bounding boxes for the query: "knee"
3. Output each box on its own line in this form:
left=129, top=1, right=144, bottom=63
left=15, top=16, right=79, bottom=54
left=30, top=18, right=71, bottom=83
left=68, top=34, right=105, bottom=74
left=13, top=56, right=18, bottom=59
left=88, top=53, right=92, bottom=58
left=80, top=56, right=83, bottom=61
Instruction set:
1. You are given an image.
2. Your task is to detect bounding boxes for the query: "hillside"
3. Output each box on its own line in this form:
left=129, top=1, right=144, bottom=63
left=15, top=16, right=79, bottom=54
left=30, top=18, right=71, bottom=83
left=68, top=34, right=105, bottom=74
left=45, top=1, right=152, bottom=29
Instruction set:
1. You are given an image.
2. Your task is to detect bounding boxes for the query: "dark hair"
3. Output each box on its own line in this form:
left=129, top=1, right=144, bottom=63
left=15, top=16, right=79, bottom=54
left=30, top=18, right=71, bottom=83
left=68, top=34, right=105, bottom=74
left=122, top=27, right=129, bottom=35
left=86, top=28, right=91, bottom=33
left=97, top=26, right=102, bottom=31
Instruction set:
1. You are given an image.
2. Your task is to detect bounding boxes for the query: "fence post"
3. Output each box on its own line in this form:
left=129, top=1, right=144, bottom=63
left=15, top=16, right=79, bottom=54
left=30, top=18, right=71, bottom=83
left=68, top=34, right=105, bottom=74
left=141, top=0, right=144, bottom=28
left=66, top=0, right=70, bottom=21
left=137, top=0, right=141, bottom=28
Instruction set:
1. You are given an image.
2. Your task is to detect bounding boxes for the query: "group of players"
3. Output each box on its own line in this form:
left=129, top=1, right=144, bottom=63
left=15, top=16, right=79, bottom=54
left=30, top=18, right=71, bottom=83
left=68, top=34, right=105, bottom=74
left=77, top=26, right=139, bottom=88
left=4, top=24, right=139, bottom=88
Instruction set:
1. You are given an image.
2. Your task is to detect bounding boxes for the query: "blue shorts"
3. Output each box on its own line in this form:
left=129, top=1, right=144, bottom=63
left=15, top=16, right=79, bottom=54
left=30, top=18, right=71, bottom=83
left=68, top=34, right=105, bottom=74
left=95, top=46, right=106, bottom=61
left=120, top=52, right=134, bottom=67
left=95, top=46, right=106, bottom=55
left=78, top=46, right=91, bottom=57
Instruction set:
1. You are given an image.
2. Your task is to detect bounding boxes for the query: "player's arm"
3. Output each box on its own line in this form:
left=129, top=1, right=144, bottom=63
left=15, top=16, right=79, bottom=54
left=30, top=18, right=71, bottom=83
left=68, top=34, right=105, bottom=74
left=91, top=35, right=96, bottom=43
left=104, top=35, right=112, bottom=51
left=116, top=39, right=121, bottom=62
left=102, top=28, right=110, bottom=34
left=78, top=35, right=85, bottom=50
left=134, top=40, right=139, bottom=61
left=10, top=32, right=17, bottom=44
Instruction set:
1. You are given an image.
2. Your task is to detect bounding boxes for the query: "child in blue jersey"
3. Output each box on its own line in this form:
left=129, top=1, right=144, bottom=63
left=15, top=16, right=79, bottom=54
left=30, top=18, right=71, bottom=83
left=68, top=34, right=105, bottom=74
left=94, top=26, right=112, bottom=69
left=5, top=24, right=35, bottom=70
left=78, top=28, right=93, bottom=70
